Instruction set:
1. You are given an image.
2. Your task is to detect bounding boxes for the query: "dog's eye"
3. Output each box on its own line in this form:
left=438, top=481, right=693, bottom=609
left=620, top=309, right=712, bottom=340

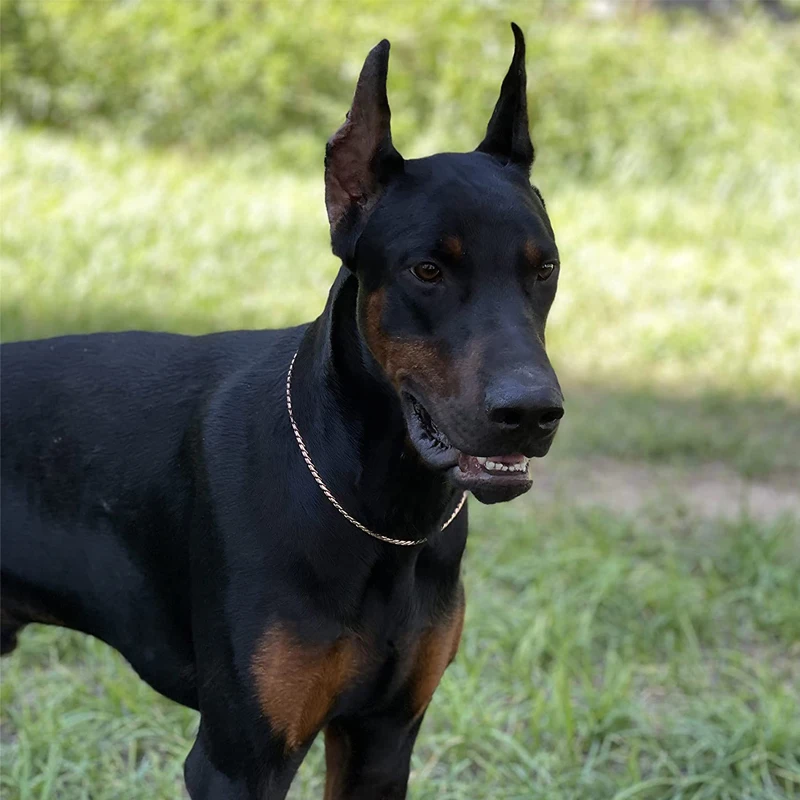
left=411, top=263, right=442, bottom=284
left=535, top=263, right=557, bottom=281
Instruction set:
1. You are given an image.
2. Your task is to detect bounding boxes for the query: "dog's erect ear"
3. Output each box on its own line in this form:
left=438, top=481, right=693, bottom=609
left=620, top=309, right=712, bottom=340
left=325, top=39, right=404, bottom=263
left=476, top=23, right=534, bottom=174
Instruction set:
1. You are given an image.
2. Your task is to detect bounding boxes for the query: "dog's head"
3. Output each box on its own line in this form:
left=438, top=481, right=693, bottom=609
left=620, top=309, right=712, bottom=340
left=325, top=24, right=562, bottom=505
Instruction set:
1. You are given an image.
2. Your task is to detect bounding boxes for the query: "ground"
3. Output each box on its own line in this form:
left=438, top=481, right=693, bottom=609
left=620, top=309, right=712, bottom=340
left=1, top=126, right=799, bottom=799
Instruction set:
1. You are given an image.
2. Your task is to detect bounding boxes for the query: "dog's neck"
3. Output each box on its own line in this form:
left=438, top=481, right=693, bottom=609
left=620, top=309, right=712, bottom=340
left=289, top=267, right=461, bottom=544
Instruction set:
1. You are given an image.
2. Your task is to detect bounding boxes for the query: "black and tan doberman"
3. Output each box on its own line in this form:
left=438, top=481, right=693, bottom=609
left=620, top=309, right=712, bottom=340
left=1, top=24, right=563, bottom=799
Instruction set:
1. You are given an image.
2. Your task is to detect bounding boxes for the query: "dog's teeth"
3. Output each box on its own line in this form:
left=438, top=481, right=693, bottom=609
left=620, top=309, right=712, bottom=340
left=481, top=458, right=532, bottom=473
left=478, top=458, right=531, bottom=473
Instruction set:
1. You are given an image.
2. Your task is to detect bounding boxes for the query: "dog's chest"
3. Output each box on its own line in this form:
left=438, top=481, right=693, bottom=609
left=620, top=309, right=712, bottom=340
left=365, top=601, right=466, bottom=718
left=250, top=582, right=465, bottom=751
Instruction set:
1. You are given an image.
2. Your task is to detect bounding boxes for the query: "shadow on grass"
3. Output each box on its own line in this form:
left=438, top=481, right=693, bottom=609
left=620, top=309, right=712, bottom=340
left=3, top=302, right=799, bottom=477
left=558, top=384, right=800, bottom=477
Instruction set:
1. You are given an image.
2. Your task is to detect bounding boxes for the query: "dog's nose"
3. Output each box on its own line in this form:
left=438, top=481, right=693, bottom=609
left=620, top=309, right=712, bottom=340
left=485, top=379, right=564, bottom=432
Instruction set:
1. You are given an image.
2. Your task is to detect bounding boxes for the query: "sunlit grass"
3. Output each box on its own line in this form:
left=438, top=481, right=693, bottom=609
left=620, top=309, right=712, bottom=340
left=3, top=125, right=799, bottom=477
left=3, top=128, right=799, bottom=395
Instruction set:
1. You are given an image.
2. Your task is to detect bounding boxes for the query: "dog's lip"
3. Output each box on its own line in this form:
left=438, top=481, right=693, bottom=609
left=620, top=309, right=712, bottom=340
left=447, top=462, right=533, bottom=493
left=401, top=390, right=461, bottom=469
left=447, top=461, right=534, bottom=504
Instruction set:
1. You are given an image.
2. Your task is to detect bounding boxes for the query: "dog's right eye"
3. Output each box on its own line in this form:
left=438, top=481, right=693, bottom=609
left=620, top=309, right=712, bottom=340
left=535, top=262, right=557, bottom=282
left=410, top=263, right=442, bottom=284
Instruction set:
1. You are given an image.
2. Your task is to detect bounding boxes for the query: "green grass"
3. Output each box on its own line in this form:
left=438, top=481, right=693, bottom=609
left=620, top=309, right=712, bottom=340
left=3, top=507, right=798, bottom=799
left=2, top=7, right=800, bottom=798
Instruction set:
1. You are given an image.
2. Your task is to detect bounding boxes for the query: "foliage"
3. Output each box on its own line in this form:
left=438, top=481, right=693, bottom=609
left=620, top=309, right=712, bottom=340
left=2, top=0, right=799, bottom=183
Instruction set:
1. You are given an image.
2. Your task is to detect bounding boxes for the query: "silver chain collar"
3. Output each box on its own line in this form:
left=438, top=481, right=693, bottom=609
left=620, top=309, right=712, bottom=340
left=285, top=349, right=467, bottom=546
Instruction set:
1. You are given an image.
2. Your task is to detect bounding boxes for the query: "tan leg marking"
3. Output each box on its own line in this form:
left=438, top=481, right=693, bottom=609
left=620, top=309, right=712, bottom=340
left=251, top=625, right=361, bottom=751
left=408, top=586, right=466, bottom=721
left=323, top=722, right=351, bottom=800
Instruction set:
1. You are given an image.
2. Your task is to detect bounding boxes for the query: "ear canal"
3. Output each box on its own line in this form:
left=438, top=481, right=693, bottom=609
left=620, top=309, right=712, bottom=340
left=325, top=39, right=404, bottom=263
left=476, top=22, right=534, bottom=174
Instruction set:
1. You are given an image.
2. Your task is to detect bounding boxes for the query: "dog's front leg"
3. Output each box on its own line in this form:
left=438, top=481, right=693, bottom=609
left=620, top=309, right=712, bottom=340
left=184, top=719, right=310, bottom=800
left=323, top=714, right=425, bottom=800
left=184, top=725, right=251, bottom=800
left=182, top=623, right=317, bottom=799
left=185, top=614, right=360, bottom=798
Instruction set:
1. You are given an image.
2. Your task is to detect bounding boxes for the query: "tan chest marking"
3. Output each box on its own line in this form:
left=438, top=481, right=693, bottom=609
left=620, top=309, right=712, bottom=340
left=251, top=625, right=361, bottom=751
left=408, top=587, right=466, bottom=720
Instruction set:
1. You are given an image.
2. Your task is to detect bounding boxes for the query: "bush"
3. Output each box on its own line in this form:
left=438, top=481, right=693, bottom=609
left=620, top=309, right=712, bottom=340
left=2, top=0, right=799, bottom=182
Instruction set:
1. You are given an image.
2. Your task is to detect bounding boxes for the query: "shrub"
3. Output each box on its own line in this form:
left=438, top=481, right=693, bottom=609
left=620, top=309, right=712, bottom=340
left=2, top=0, right=798, bottom=182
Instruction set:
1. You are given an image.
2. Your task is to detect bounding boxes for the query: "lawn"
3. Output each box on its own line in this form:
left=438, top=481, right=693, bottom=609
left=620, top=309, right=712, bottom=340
left=2, top=4, right=800, bottom=799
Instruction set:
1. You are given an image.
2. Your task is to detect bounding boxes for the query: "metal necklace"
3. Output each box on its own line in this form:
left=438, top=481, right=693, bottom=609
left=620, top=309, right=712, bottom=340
left=286, top=349, right=467, bottom=546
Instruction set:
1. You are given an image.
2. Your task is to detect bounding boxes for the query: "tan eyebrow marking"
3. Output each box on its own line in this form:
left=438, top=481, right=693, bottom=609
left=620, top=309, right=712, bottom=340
left=441, top=235, right=463, bottom=261
left=523, top=239, right=541, bottom=264
left=407, top=583, right=466, bottom=721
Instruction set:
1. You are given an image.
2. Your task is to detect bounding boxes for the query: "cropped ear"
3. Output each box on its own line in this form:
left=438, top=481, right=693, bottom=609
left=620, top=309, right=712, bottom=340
left=325, top=39, right=404, bottom=264
left=476, top=23, right=534, bottom=174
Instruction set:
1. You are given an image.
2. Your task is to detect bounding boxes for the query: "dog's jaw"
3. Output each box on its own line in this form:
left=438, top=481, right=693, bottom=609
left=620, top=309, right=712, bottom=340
left=400, top=391, right=535, bottom=504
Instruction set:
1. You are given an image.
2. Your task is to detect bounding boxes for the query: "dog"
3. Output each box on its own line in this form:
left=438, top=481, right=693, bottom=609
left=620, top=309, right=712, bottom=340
left=1, top=23, right=563, bottom=799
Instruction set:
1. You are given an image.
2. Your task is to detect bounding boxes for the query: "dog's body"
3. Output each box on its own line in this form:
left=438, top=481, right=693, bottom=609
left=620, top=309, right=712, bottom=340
left=1, top=26, right=563, bottom=798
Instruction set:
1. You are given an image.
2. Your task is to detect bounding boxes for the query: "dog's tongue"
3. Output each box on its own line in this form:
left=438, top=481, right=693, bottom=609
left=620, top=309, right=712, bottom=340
left=458, top=454, right=482, bottom=475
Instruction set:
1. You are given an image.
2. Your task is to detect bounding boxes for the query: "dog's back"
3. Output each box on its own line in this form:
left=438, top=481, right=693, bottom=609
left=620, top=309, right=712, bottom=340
left=0, top=327, right=288, bottom=699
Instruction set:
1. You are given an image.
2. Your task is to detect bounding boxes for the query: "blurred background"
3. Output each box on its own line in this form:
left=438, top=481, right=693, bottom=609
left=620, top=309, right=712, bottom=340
left=1, top=1, right=799, bottom=797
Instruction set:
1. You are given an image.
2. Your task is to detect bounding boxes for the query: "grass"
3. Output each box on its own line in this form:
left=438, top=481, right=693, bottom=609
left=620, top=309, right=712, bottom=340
left=2, top=506, right=798, bottom=799
left=3, top=127, right=800, bottom=400
left=2, top=10, right=800, bottom=797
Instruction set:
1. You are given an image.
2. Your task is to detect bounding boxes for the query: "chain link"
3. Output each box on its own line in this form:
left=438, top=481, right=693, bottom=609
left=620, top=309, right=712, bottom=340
left=286, top=349, right=467, bottom=546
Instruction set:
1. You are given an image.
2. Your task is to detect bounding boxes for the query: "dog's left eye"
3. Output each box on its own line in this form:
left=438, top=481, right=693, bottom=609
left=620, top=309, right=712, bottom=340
left=535, top=263, right=557, bottom=281
left=411, top=263, right=442, bottom=284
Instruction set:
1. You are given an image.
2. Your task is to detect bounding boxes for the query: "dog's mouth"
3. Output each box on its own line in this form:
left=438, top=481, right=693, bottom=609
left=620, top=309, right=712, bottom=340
left=402, top=392, right=534, bottom=504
